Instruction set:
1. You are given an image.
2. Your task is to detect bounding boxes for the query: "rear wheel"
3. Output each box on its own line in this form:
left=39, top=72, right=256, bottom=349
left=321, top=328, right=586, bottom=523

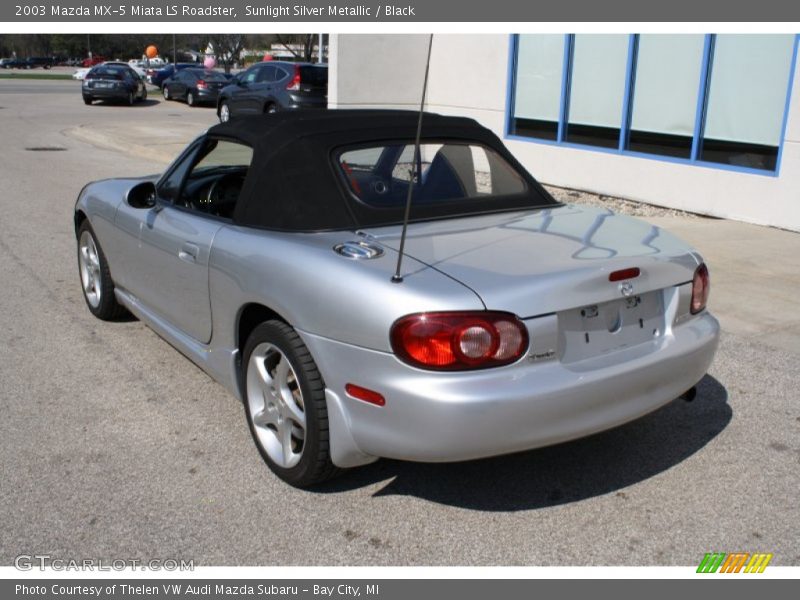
left=265, top=103, right=278, bottom=114
left=83, top=95, right=93, bottom=105
left=127, top=91, right=134, bottom=106
left=243, top=320, right=340, bottom=487
left=186, top=91, right=195, bottom=107
left=77, top=222, right=126, bottom=320
left=140, top=86, right=147, bottom=102
left=163, top=85, right=170, bottom=101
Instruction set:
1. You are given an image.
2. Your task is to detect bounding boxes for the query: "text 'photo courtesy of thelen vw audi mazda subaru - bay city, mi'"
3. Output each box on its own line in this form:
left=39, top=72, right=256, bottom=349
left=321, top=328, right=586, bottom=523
left=74, top=110, right=719, bottom=487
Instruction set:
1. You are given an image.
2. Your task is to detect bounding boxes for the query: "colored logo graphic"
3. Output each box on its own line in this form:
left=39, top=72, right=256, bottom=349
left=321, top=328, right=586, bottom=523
left=697, top=552, right=773, bottom=573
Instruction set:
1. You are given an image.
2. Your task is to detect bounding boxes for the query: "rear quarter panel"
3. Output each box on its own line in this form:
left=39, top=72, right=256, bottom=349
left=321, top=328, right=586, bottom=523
left=207, top=226, right=486, bottom=353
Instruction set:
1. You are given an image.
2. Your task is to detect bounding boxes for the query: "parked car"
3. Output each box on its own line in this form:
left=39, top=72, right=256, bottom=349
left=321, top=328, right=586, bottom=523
left=81, top=64, right=147, bottom=105
left=2, top=57, right=29, bottom=69
left=82, top=56, right=106, bottom=68
left=24, top=56, right=54, bottom=69
left=74, top=110, right=719, bottom=487
left=216, top=61, right=327, bottom=122
left=0, top=58, right=14, bottom=68
left=74, top=61, right=146, bottom=81
left=146, top=63, right=197, bottom=88
left=163, top=68, right=228, bottom=106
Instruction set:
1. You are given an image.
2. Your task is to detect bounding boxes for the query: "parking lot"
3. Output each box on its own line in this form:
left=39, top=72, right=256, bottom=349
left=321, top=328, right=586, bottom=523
left=0, top=78, right=798, bottom=566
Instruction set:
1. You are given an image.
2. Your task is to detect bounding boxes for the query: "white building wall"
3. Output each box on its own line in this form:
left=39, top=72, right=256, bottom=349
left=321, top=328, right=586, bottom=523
left=330, top=34, right=800, bottom=232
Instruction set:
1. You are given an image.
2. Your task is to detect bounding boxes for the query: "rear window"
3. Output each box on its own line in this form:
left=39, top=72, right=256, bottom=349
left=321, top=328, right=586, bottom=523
left=337, top=142, right=527, bottom=207
left=299, top=66, right=328, bottom=86
left=200, top=71, right=228, bottom=82
left=87, top=67, right=126, bottom=80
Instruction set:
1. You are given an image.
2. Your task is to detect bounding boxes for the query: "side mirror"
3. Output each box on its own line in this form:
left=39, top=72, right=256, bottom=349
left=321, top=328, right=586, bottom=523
left=127, top=181, right=157, bottom=209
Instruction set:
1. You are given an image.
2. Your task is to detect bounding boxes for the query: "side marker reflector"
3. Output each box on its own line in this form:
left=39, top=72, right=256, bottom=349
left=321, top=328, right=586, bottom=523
left=345, top=384, right=386, bottom=407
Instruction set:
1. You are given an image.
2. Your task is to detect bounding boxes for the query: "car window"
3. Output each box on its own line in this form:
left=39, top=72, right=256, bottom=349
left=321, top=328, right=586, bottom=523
left=157, top=143, right=201, bottom=204
left=337, top=142, right=527, bottom=206
left=87, top=66, right=126, bottom=80
left=256, top=66, right=275, bottom=83
left=299, top=66, right=328, bottom=86
left=201, top=71, right=228, bottom=82
left=177, top=140, right=254, bottom=219
left=241, top=67, right=259, bottom=84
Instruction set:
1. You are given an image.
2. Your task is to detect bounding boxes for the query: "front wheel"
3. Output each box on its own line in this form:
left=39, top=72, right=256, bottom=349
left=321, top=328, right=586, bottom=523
left=83, top=95, right=93, bottom=105
left=218, top=101, right=230, bottom=122
left=140, top=86, right=147, bottom=102
left=127, top=91, right=134, bottom=106
left=163, top=86, right=170, bottom=101
left=77, top=222, right=127, bottom=320
left=243, top=321, right=340, bottom=487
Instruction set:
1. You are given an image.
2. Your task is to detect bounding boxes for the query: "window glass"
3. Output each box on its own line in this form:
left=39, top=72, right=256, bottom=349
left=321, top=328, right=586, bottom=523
left=158, top=144, right=200, bottom=204
left=177, top=140, right=253, bottom=219
left=511, top=34, right=565, bottom=140
left=298, top=66, right=327, bottom=86
left=256, top=66, right=276, bottom=83
left=241, top=67, right=258, bottom=84
left=201, top=71, right=228, bottom=82
left=338, top=142, right=526, bottom=207
left=565, top=34, right=630, bottom=148
left=701, top=34, right=795, bottom=170
left=628, top=34, right=705, bottom=158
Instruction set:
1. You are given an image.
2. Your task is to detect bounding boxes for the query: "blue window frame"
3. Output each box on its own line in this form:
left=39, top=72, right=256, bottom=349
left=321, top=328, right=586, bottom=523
left=506, top=34, right=799, bottom=176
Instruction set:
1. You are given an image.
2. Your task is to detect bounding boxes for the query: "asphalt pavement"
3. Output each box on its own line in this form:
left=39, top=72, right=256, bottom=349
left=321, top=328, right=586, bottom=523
left=0, top=79, right=798, bottom=566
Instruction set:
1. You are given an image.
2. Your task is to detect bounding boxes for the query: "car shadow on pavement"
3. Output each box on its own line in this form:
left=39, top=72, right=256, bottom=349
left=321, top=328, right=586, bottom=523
left=90, top=99, right=161, bottom=108
left=313, top=374, right=730, bottom=511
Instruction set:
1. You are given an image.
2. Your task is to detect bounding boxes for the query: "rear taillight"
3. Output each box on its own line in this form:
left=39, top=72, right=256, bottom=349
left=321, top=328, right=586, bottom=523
left=390, top=311, right=529, bottom=371
left=286, top=65, right=301, bottom=91
left=691, top=263, right=710, bottom=314
left=197, top=80, right=207, bottom=89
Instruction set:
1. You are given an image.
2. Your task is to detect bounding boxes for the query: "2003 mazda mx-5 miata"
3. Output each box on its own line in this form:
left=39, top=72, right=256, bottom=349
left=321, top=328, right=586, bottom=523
left=75, top=110, right=719, bottom=487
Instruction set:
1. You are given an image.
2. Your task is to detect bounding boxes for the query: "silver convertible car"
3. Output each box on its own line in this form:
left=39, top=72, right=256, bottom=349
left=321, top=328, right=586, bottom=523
left=75, top=110, right=719, bottom=487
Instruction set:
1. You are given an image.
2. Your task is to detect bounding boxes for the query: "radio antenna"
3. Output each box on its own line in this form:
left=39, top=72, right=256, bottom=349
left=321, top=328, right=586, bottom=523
left=391, top=33, right=434, bottom=284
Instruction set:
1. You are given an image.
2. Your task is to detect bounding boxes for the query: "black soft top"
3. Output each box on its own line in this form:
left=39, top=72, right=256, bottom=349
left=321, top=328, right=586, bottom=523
left=207, top=110, right=558, bottom=232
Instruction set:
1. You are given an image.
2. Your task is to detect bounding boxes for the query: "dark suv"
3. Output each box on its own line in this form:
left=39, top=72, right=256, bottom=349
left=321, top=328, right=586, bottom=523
left=216, top=61, right=327, bottom=122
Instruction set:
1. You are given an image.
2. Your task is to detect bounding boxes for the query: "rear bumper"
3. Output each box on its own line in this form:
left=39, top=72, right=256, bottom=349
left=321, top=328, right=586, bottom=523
left=83, top=88, right=131, bottom=101
left=301, top=311, right=720, bottom=467
left=195, top=88, right=220, bottom=103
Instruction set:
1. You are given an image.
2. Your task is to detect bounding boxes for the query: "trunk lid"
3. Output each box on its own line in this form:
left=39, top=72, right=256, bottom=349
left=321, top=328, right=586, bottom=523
left=360, top=204, right=699, bottom=318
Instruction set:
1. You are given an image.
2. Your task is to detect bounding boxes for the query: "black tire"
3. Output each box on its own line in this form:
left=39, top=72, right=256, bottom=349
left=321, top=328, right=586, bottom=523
left=186, top=91, right=195, bottom=107
left=242, top=320, right=340, bottom=487
left=127, top=91, right=134, bottom=106
left=265, top=103, right=278, bottom=114
left=83, top=95, right=93, bottom=105
left=218, top=100, right=230, bottom=122
left=163, top=85, right=170, bottom=101
left=140, top=86, right=147, bottom=102
left=76, top=221, right=127, bottom=321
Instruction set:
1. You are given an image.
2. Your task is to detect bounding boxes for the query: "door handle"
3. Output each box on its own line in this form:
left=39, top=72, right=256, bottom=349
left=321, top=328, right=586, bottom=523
left=178, top=243, right=199, bottom=263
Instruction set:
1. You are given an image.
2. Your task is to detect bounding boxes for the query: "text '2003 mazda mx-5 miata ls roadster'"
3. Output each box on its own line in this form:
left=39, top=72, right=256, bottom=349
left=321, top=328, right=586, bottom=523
left=75, top=110, right=719, bottom=487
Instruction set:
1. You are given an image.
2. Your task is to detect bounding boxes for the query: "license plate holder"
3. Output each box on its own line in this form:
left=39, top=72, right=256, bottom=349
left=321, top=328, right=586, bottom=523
left=559, top=291, right=664, bottom=363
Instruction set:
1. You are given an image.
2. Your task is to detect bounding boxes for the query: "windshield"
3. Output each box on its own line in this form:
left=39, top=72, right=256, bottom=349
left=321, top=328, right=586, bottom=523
left=338, top=142, right=527, bottom=207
